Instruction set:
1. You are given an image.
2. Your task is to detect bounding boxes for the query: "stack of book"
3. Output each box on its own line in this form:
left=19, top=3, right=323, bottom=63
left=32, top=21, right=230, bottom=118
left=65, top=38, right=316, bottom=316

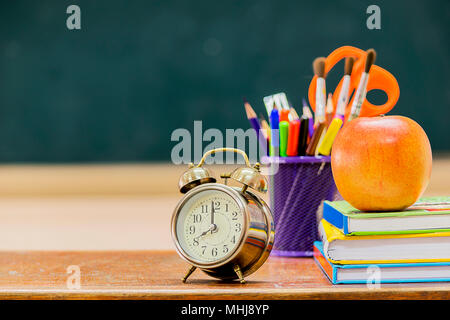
left=314, top=196, right=450, bottom=284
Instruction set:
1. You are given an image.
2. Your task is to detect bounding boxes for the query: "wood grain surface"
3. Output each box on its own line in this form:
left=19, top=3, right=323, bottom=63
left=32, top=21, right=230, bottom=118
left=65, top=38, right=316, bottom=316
left=0, top=251, right=449, bottom=300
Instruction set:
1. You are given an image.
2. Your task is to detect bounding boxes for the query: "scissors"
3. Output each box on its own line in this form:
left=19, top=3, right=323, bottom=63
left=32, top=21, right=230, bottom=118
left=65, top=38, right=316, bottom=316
left=308, top=46, right=400, bottom=119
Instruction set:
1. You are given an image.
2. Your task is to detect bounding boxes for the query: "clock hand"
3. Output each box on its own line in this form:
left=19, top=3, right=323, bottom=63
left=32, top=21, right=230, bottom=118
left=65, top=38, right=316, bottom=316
left=194, top=229, right=210, bottom=240
left=211, top=201, right=218, bottom=233
left=211, top=201, right=215, bottom=225
left=194, top=202, right=219, bottom=240
left=194, top=224, right=215, bottom=240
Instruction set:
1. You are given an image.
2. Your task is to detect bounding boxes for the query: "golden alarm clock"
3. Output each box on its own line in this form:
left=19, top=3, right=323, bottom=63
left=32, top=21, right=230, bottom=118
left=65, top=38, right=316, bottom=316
left=171, top=148, right=274, bottom=283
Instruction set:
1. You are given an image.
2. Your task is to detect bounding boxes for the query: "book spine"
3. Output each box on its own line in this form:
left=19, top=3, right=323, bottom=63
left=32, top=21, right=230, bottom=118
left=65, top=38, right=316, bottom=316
left=313, top=243, right=337, bottom=284
left=323, top=202, right=348, bottom=234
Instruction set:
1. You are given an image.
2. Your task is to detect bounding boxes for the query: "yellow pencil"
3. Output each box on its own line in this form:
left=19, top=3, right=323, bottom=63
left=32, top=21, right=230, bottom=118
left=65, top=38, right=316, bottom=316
left=260, top=118, right=271, bottom=141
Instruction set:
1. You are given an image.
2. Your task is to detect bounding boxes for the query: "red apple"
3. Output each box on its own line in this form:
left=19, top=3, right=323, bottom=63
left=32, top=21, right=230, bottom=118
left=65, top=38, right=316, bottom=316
left=331, top=115, right=432, bottom=211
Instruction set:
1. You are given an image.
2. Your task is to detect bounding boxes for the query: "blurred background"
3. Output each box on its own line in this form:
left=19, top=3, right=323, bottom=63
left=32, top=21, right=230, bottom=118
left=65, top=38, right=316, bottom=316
left=0, top=0, right=448, bottom=250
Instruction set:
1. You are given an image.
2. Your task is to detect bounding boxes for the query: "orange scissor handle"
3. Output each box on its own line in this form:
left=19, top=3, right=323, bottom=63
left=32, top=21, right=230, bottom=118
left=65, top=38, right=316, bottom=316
left=308, top=46, right=400, bottom=119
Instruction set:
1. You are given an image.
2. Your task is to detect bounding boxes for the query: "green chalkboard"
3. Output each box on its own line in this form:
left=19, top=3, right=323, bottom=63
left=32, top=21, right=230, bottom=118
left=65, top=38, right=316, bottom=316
left=0, top=0, right=448, bottom=162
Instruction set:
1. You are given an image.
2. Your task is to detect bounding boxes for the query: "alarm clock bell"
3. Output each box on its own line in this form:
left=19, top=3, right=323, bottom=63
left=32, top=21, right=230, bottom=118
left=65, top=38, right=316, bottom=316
left=178, top=148, right=267, bottom=194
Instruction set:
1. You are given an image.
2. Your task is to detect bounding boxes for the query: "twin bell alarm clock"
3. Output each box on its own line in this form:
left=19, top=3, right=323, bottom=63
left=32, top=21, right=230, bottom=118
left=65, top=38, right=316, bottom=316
left=171, top=148, right=275, bottom=284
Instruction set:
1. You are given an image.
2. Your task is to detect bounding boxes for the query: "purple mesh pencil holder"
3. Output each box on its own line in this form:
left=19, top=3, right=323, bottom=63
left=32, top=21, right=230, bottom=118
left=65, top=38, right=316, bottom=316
left=262, top=156, right=341, bottom=257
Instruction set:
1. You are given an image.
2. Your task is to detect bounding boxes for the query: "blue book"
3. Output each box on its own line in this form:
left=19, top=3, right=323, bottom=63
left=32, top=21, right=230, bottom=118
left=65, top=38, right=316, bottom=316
left=313, top=241, right=450, bottom=284
left=322, top=197, right=450, bottom=235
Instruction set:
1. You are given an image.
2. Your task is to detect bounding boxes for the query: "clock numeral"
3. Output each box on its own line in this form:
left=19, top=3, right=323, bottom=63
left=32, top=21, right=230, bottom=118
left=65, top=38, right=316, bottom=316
left=214, top=201, right=220, bottom=211
left=222, top=245, right=229, bottom=254
left=231, top=211, right=238, bottom=220
left=201, top=245, right=207, bottom=255
left=201, top=205, right=208, bottom=213
left=193, top=238, right=199, bottom=246
left=235, top=223, right=241, bottom=232
left=193, top=214, right=202, bottom=223
left=231, top=235, right=236, bottom=244
left=225, top=203, right=229, bottom=212
left=211, top=247, right=218, bottom=257
left=189, top=225, right=195, bottom=234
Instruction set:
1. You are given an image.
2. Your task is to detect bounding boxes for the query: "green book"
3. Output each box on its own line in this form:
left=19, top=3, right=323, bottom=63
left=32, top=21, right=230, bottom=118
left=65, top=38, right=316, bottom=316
left=323, top=196, right=450, bottom=235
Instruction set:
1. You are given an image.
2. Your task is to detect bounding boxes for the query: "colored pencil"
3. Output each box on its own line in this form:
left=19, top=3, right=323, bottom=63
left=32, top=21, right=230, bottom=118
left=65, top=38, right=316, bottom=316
left=306, top=122, right=326, bottom=156
left=302, top=98, right=314, bottom=139
left=325, top=93, right=334, bottom=127
left=259, top=114, right=270, bottom=140
left=244, top=100, right=267, bottom=155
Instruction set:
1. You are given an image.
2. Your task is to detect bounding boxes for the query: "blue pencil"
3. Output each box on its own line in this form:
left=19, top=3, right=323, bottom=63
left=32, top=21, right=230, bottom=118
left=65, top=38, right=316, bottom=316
left=244, top=100, right=268, bottom=155
left=302, top=98, right=314, bottom=139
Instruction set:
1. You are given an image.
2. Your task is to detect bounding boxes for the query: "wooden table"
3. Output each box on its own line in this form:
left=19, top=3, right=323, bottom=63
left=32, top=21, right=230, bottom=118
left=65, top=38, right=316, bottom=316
left=1, top=251, right=449, bottom=300
left=0, top=160, right=448, bottom=300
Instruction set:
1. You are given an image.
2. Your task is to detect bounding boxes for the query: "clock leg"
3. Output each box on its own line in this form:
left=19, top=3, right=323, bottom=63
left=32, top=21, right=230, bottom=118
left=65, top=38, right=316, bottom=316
left=182, top=265, right=197, bottom=283
left=233, top=264, right=246, bottom=284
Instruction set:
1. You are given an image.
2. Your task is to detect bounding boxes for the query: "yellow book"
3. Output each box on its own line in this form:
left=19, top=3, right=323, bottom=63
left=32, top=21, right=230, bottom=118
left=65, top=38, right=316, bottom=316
left=319, top=219, right=450, bottom=264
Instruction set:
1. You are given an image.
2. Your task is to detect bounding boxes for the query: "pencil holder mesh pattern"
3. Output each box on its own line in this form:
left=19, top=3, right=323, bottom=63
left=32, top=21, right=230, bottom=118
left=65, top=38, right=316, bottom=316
left=264, top=156, right=341, bottom=257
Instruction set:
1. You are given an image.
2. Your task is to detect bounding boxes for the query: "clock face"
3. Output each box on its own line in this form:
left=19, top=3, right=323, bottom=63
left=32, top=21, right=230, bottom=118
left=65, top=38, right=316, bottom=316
left=175, top=188, right=245, bottom=264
